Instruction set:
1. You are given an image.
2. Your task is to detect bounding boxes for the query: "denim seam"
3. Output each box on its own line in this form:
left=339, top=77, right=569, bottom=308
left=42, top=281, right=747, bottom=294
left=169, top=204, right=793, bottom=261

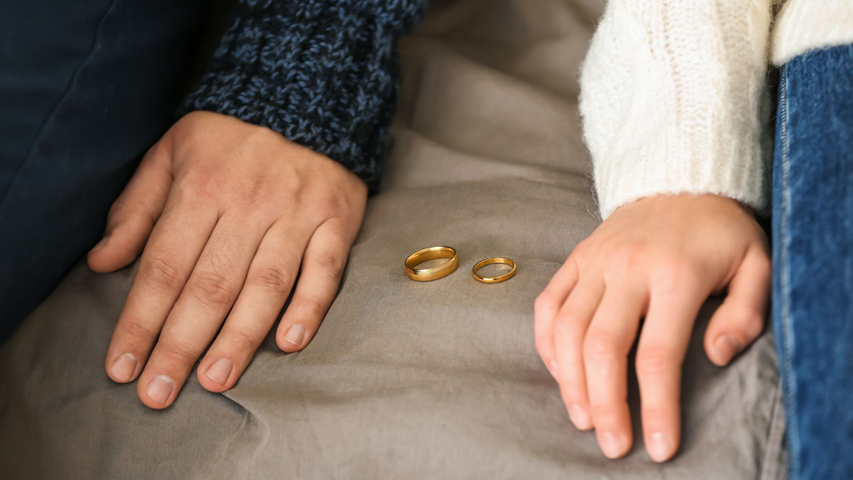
left=0, top=0, right=119, bottom=211
left=778, top=63, right=800, bottom=480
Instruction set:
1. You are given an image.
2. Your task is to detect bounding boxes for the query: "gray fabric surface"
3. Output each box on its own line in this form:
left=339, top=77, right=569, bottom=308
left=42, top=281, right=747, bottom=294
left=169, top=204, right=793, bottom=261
left=0, top=1, right=786, bottom=478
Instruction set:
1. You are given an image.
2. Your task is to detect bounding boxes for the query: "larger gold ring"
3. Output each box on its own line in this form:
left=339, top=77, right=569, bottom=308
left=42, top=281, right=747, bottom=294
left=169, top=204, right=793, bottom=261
left=472, top=257, right=517, bottom=284
left=405, top=246, right=459, bottom=281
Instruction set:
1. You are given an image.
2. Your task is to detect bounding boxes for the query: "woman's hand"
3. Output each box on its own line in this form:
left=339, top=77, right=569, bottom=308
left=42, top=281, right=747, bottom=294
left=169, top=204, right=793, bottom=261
left=88, top=111, right=367, bottom=409
left=534, top=195, right=770, bottom=462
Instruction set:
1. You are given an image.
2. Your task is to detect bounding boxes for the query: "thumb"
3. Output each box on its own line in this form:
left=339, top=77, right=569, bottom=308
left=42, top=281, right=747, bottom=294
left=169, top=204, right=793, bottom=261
left=704, top=246, right=772, bottom=366
left=87, top=140, right=173, bottom=273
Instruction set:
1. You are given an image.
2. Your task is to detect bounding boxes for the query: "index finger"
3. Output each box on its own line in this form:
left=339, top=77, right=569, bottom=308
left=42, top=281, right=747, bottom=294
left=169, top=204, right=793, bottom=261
left=104, top=196, right=217, bottom=383
left=535, top=257, right=580, bottom=378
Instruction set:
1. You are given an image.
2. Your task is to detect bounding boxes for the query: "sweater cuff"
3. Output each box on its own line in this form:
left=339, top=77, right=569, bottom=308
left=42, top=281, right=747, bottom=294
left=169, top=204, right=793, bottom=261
left=590, top=144, right=770, bottom=220
left=181, top=0, right=426, bottom=191
left=579, top=0, right=772, bottom=219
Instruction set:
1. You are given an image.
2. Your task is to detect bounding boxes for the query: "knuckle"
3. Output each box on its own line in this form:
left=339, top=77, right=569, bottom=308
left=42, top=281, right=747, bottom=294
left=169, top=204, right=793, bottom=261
left=534, top=294, right=554, bottom=316
left=641, top=405, right=673, bottom=424
left=613, top=243, right=645, bottom=269
left=314, top=252, right=346, bottom=280
left=654, top=257, right=699, bottom=292
left=182, top=171, right=225, bottom=201
left=122, top=319, right=159, bottom=343
left=319, top=193, right=348, bottom=216
left=143, top=257, right=185, bottom=294
left=636, top=346, right=679, bottom=377
left=188, top=272, right=236, bottom=308
left=248, top=265, right=294, bottom=295
left=571, top=241, right=590, bottom=259
left=340, top=187, right=366, bottom=214
left=107, top=198, right=131, bottom=222
left=158, top=341, right=198, bottom=364
left=240, top=181, right=273, bottom=210
left=223, top=325, right=259, bottom=353
left=298, top=295, right=326, bottom=317
left=589, top=403, right=619, bottom=419
left=583, top=333, right=620, bottom=361
left=534, top=334, right=552, bottom=355
left=557, top=378, right=583, bottom=394
left=554, top=313, right=585, bottom=338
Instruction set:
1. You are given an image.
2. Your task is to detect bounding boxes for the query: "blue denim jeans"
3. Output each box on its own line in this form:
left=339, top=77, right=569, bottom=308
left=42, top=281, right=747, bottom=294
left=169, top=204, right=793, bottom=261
left=0, top=0, right=213, bottom=341
left=773, top=43, right=853, bottom=480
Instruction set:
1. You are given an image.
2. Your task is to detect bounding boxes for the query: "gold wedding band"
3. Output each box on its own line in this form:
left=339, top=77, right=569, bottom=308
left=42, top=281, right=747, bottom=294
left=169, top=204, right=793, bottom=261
left=405, top=246, right=459, bottom=281
left=472, top=257, right=517, bottom=284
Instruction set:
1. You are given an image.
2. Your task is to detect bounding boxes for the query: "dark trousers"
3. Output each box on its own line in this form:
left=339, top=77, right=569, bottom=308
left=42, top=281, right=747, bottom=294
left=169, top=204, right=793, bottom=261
left=0, top=0, right=217, bottom=341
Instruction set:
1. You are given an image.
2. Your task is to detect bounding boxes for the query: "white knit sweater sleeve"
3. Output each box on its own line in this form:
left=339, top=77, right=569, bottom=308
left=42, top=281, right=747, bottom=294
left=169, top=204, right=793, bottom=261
left=579, top=0, right=773, bottom=219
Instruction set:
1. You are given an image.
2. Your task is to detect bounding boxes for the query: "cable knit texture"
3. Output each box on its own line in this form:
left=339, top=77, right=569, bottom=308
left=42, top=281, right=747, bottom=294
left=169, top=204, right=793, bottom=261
left=580, top=0, right=853, bottom=219
left=580, top=0, right=773, bottom=219
left=182, top=0, right=427, bottom=190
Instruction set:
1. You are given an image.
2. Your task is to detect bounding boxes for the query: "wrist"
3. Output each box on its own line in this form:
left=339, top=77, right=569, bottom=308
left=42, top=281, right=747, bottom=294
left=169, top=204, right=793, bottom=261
left=180, top=0, right=427, bottom=192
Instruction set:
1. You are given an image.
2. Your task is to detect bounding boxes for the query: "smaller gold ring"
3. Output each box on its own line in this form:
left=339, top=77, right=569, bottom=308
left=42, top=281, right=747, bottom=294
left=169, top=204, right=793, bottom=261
left=405, top=246, right=459, bottom=281
left=472, top=257, right=517, bottom=284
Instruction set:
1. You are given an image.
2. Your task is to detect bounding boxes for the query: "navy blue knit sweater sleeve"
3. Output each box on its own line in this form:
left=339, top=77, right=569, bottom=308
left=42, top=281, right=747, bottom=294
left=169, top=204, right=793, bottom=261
left=181, top=0, right=427, bottom=189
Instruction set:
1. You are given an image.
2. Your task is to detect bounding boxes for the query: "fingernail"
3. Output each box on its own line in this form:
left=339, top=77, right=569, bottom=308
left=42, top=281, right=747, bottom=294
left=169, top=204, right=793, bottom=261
left=109, top=353, right=138, bottom=382
left=569, top=404, right=591, bottom=430
left=90, top=235, right=109, bottom=253
left=600, top=431, right=625, bottom=459
left=283, top=324, right=305, bottom=347
left=204, top=358, right=233, bottom=385
left=547, top=360, right=559, bottom=380
left=648, top=432, right=673, bottom=462
left=714, top=334, right=742, bottom=363
left=146, top=375, right=174, bottom=404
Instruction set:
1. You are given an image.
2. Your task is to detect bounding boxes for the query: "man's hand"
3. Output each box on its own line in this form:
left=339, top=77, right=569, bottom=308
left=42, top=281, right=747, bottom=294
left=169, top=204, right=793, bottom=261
left=534, top=195, right=770, bottom=462
left=88, top=111, right=367, bottom=409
